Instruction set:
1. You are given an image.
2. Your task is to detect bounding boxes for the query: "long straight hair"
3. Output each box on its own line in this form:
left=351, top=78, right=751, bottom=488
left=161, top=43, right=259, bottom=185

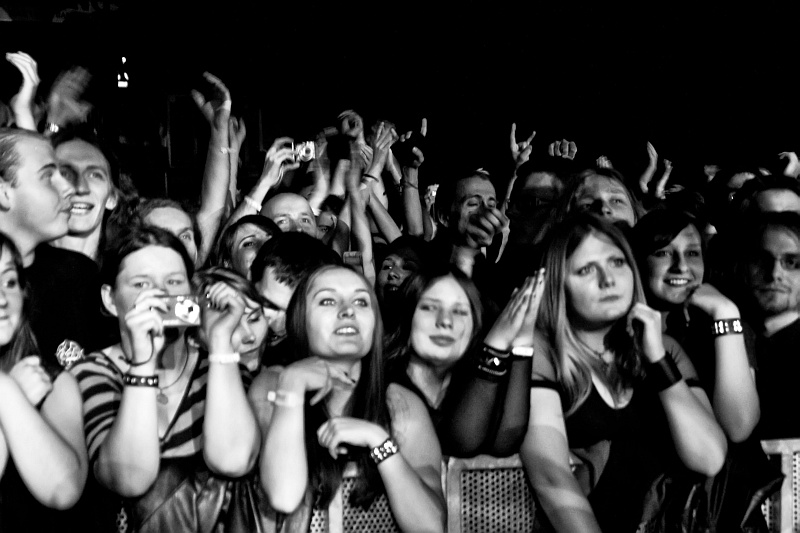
left=285, top=265, right=390, bottom=508
left=0, top=234, right=38, bottom=371
left=537, top=214, right=647, bottom=414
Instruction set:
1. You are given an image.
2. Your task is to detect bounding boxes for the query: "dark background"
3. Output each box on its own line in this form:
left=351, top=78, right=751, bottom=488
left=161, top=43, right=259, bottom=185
left=1, top=2, right=798, bottom=200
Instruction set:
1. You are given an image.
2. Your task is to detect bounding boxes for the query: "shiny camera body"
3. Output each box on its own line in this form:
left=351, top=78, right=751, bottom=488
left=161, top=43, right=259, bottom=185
left=293, top=141, right=316, bottom=163
left=156, top=295, right=201, bottom=328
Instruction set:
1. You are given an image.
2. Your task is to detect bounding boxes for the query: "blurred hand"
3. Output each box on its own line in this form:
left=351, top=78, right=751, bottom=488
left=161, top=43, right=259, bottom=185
left=627, top=303, right=664, bottom=363
left=464, top=207, right=508, bottom=249
left=47, top=66, right=92, bottom=127
left=260, top=137, right=300, bottom=189
left=203, top=282, right=246, bottom=350
left=484, top=270, right=545, bottom=350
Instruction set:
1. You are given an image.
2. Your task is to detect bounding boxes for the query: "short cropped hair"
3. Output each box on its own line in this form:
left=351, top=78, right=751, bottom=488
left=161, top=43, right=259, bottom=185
left=249, top=232, right=341, bottom=287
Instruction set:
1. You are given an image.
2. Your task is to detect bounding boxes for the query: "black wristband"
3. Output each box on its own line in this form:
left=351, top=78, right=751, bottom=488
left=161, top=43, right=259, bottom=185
left=123, top=374, right=159, bottom=387
left=647, top=354, right=682, bottom=392
left=476, top=344, right=511, bottom=377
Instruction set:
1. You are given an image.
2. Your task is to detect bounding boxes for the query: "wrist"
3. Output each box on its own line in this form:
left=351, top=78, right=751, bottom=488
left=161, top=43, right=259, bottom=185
left=277, top=371, right=309, bottom=395
left=483, top=336, right=511, bottom=353
left=711, top=305, right=740, bottom=321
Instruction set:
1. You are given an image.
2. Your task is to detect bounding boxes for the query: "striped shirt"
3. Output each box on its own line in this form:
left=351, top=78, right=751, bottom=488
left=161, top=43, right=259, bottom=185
left=70, top=350, right=254, bottom=463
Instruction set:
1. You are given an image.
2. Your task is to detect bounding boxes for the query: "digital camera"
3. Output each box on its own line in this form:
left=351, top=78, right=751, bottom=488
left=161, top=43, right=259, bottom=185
left=293, top=141, right=316, bottom=163
left=156, top=295, right=201, bottom=328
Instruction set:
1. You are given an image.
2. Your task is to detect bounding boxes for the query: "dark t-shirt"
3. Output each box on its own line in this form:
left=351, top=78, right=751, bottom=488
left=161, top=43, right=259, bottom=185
left=755, top=318, right=800, bottom=439
left=24, top=244, right=112, bottom=370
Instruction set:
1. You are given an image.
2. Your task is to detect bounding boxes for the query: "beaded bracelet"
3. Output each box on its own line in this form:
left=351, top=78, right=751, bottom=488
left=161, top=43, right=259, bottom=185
left=647, top=354, right=682, bottom=392
left=209, top=352, right=241, bottom=364
left=123, top=374, right=159, bottom=387
left=711, top=318, right=743, bottom=337
left=369, top=438, right=399, bottom=465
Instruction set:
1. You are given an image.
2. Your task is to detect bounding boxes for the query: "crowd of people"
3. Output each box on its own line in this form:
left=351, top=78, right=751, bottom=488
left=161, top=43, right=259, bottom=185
left=1, top=51, right=799, bottom=533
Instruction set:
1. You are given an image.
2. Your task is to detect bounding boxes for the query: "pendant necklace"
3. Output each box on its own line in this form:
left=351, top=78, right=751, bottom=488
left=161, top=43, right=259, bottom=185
left=156, top=352, right=191, bottom=405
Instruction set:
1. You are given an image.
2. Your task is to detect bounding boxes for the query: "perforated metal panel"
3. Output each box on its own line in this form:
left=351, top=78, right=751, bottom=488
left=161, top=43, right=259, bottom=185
left=459, top=466, right=536, bottom=533
left=309, top=472, right=400, bottom=533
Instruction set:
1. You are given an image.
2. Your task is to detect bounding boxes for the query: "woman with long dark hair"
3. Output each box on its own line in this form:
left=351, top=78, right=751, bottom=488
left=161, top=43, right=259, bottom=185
left=252, top=264, right=445, bottom=532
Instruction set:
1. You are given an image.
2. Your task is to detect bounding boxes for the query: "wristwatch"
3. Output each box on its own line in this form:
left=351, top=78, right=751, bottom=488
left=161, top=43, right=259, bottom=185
left=511, top=346, right=534, bottom=358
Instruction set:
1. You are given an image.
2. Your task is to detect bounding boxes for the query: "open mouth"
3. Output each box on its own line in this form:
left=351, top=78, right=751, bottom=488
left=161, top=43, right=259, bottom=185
left=70, top=202, right=95, bottom=215
left=664, top=278, right=692, bottom=287
left=335, top=326, right=359, bottom=336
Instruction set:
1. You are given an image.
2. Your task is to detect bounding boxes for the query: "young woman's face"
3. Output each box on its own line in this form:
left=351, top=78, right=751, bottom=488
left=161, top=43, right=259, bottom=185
left=0, top=246, right=23, bottom=347
left=305, top=268, right=376, bottom=359
left=574, top=175, right=636, bottom=227
left=410, top=275, right=474, bottom=370
left=565, top=232, right=634, bottom=329
left=377, top=253, right=420, bottom=299
left=230, top=224, right=271, bottom=278
left=202, top=289, right=268, bottom=357
left=645, top=224, right=704, bottom=306
left=108, top=245, right=192, bottom=317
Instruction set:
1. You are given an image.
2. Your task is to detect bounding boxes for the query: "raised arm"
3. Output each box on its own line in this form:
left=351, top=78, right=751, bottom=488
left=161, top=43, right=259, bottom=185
left=396, top=118, right=428, bottom=236
left=6, top=52, right=40, bottom=131
left=629, top=303, right=727, bottom=476
left=227, top=116, right=247, bottom=208
left=502, top=123, right=536, bottom=214
left=193, top=72, right=232, bottom=266
left=44, top=66, right=92, bottom=135
left=345, top=158, right=377, bottom=285
left=0, top=359, right=88, bottom=509
left=225, top=137, right=299, bottom=228
left=202, top=282, right=260, bottom=476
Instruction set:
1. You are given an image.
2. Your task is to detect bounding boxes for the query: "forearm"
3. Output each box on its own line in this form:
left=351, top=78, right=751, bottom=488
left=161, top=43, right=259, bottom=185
left=368, top=190, right=402, bottom=243
left=0, top=374, right=85, bottom=507
left=659, top=381, right=727, bottom=475
left=199, top=131, right=231, bottom=222
left=350, top=194, right=376, bottom=285
left=330, top=160, right=349, bottom=198
left=94, top=382, right=160, bottom=497
left=260, top=402, right=309, bottom=513
left=485, top=356, right=532, bottom=456
left=379, top=454, right=445, bottom=533
left=712, top=334, right=759, bottom=442
left=203, top=359, right=260, bottom=477
left=307, top=172, right=331, bottom=214
left=402, top=168, right=424, bottom=236
left=522, top=452, right=601, bottom=532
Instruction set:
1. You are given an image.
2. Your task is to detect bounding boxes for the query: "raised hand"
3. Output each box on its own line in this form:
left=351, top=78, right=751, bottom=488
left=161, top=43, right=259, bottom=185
left=653, top=159, right=673, bottom=199
left=510, top=123, right=536, bottom=168
left=202, top=282, right=246, bottom=350
left=640, top=142, right=659, bottom=194
left=46, top=66, right=92, bottom=128
left=547, top=139, right=577, bottom=160
left=191, top=72, right=231, bottom=134
left=260, top=137, right=300, bottom=189
left=9, top=356, right=53, bottom=406
left=367, top=121, right=399, bottom=176
left=316, top=417, right=390, bottom=459
left=626, top=303, right=665, bottom=363
left=512, top=269, right=546, bottom=348
left=339, top=110, right=365, bottom=141
left=596, top=155, right=613, bottom=169
left=395, top=117, right=428, bottom=170
left=779, top=151, right=800, bottom=178
left=6, top=52, right=40, bottom=131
